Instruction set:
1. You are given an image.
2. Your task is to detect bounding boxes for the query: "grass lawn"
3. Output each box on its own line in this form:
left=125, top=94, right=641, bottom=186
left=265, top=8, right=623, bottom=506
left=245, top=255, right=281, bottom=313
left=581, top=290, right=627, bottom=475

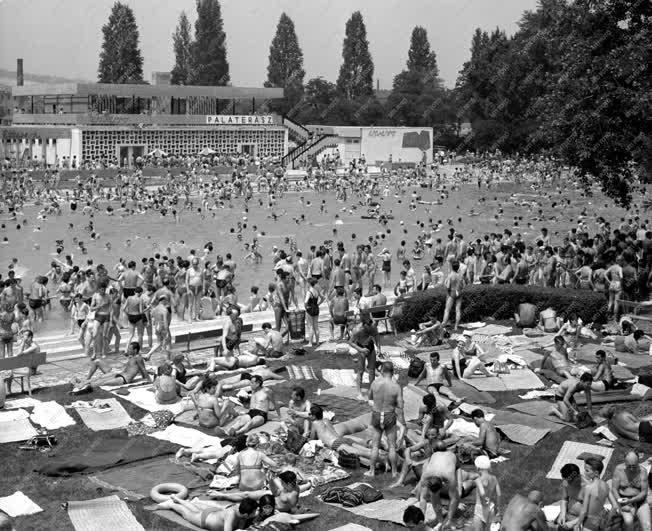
left=3, top=331, right=652, bottom=530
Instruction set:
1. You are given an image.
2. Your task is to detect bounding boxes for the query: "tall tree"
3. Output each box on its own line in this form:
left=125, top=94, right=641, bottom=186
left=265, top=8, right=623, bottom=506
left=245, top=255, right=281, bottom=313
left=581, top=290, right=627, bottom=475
left=265, top=13, right=305, bottom=115
left=337, top=11, right=374, bottom=99
left=98, top=2, right=144, bottom=83
left=407, top=26, right=438, bottom=79
left=191, top=0, right=229, bottom=86
left=171, top=11, right=193, bottom=85
left=266, top=13, right=305, bottom=90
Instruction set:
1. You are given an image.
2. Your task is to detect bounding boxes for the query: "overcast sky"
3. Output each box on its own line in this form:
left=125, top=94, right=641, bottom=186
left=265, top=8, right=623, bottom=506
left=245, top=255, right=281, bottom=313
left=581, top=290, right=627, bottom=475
left=0, top=0, right=537, bottom=89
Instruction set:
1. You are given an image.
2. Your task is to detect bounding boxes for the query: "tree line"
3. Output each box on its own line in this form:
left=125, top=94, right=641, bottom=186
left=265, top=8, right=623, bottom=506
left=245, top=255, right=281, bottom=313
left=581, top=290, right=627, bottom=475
left=98, top=0, right=650, bottom=205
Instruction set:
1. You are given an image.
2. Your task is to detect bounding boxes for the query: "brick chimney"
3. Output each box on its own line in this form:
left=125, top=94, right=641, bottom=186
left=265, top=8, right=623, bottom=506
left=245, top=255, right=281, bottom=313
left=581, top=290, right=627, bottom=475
left=17, top=58, right=24, bottom=86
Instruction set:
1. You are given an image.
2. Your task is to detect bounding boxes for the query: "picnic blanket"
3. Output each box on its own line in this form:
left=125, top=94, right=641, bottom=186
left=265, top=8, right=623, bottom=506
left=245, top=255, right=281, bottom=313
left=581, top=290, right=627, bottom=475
left=37, top=435, right=178, bottom=476
left=496, top=424, right=550, bottom=446
left=489, top=409, right=570, bottom=433
left=67, top=495, right=144, bottom=531
left=112, top=387, right=191, bottom=416
left=30, top=400, right=76, bottom=430
left=546, top=441, right=613, bottom=479
left=148, top=424, right=222, bottom=449
left=462, top=369, right=544, bottom=392
left=287, top=365, right=318, bottom=380
left=0, top=491, right=43, bottom=517
left=72, top=399, right=133, bottom=431
left=471, top=324, right=513, bottom=336
left=3, top=397, right=41, bottom=409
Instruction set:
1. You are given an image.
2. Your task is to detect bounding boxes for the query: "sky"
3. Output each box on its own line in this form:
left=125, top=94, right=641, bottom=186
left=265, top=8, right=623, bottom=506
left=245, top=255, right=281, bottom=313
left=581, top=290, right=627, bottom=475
left=0, top=0, right=538, bottom=89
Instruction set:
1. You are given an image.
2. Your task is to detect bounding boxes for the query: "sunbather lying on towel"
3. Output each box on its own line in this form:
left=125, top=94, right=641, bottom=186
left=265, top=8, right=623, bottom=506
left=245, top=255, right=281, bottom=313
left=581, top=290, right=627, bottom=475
left=538, top=336, right=574, bottom=380
left=175, top=433, right=247, bottom=463
left=209, top=352, right=265, bottom=372
left=222, top=375, right=280, bottom=436
left=72, top=341, right=151, bottom=393
left=390, top=427, right=478, bottom=491
left=189, top=374, right=237, bottom=431
left=209, top=471, right=307, bottom=514
left=157, top=495, right=257, bottom=531
left=602, top=406, right=652, bottom=442
left=216, top=367, right=284, bottom=392
left=551, top=373, right=593, bottom=422
left=308, top=405, right=390, bottom=470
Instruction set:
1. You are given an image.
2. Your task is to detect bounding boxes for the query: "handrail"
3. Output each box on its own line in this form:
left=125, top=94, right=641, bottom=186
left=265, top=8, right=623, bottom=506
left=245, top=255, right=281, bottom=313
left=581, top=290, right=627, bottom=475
left=282, top=133, right=337, bottom=168
left=282, top=114, right=310, bottom=137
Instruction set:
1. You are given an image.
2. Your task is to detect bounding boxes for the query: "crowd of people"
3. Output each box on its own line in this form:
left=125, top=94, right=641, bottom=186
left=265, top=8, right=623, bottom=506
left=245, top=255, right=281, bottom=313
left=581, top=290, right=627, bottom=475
left=1, top=150, right=652, bottom=530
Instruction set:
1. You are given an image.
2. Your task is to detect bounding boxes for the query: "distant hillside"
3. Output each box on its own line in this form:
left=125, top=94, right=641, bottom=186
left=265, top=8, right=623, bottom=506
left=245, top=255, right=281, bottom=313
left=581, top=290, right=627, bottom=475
left=0, top=68, right=90, bottom=86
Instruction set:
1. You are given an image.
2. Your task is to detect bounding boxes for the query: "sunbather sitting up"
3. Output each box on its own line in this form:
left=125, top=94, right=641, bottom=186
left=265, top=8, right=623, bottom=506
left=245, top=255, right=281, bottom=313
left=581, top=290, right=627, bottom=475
left=223, top=375, right=279, bottom=436
left=72, top=341, right=151, bottom=393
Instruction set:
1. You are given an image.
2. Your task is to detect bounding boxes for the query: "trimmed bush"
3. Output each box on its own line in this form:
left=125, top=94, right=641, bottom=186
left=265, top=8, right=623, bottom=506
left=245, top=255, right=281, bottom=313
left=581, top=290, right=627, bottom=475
left=392, top=285, right=608, bottom=332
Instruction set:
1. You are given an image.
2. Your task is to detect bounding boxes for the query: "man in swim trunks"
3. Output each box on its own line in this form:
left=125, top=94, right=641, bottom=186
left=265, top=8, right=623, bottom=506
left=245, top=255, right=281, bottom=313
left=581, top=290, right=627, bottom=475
left=441, top=261, right=465, bottom=331
left=602, top=406, right=652, bottom=443
left=417, top=444, right=460, bottom=529
left=468, top=409, right=501, bottom=458
left=551, top=373, right=593, bottom=422
left=348, top=312, right=379, bottom=400
left=611, top=452, right=651, bottom=531
left=209, top=352, right=263, bottom=372
left=221, top=308, right=243, bottom=356
left=72, top=341, right=151, bottom=392
left=251, top=322, right=284, bottom=359
left=157, top=495, right=256, bottom=531
left=227, top=375, right=278, bottom=436
left=329, top=286, right=349, bottom=340
left=367, top=362, right=405, bottom=477
left=414, top=351, right=463, bottom=404
left=501, top=491, right=548, bottom=531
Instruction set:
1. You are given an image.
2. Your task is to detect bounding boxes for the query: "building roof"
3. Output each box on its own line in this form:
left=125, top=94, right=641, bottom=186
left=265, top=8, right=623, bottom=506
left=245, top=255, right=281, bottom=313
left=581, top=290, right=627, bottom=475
left=11, top=83, right=284, bottom=100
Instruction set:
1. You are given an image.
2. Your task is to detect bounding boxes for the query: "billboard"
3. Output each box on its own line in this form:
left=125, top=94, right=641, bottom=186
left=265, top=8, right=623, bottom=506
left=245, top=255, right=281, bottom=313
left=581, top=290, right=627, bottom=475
left=360, top=127, right=432, bottom=163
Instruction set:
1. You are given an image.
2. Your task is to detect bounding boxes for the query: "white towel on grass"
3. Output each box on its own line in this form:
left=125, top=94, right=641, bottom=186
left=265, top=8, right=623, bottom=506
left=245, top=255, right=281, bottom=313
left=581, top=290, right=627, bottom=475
left=0, top=491, right=43, bottom=517
left=30, top=401, right=76, bottom=430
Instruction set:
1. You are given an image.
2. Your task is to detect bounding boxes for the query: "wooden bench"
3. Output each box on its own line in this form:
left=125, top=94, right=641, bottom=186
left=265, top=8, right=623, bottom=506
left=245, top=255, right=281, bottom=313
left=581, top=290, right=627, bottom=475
left=0, top=351, right=47, bottom=395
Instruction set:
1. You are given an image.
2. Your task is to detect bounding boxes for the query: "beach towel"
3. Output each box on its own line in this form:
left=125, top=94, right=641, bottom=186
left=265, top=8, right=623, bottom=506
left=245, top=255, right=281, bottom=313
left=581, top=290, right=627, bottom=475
left=449, top=380, right=496, bottom=404
left=462, top=369, right=544, bottom=392
left=114, top=387, right=190, bottom=416
left=67, top=495, right=144, bottom=531
left=319, top=385, right=364, bottom=400
left=327, top=497, right=436, bottom=525
left=92, top=456, right=209, bottom=498
left=546, top=441, right=613, bottom=479
left=0, top=408, right=29, bottom=422
left=287, top=365, right=317, bottom=380
left=37, top=435, right=178, bottom=477
left=0, top=491, right=43, bottom=517
left=72, top=399, right=133, bottom=431
left=0, top=417, right=38, bottom=443
left=314, top=395, right=370, bottom=421
left=30, top=400, right=76, bottom=430
left=506, top=401, right=575, bottom=426
left=448, top=418, right=479, bottom=438
left=471, top=324, right=513, bottom=336
left=321, top=369, right=366, bottom=388
left=3, top=397, right=41, bottom=409
left=490, top=409, right=569, bottom=433
left=148, top=424, right=222, bottom=449
left=100, top=380, right=152, bottom=392
left=496, top=424, right=550, bottom=446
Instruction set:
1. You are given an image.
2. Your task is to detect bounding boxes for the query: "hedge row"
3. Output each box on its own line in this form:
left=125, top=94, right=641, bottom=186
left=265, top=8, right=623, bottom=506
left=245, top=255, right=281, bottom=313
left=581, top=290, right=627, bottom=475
left=391, top=285, right=609, bottom=332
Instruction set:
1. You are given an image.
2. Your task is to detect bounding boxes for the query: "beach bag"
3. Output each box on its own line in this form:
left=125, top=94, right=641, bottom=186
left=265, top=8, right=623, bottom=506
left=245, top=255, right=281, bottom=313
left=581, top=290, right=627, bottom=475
left=322, top=486, right=363, bottom=507
left=352, top=483, right=383, bottom=503
left=408, top=357, right=425, bottom=378
left=337, top=449, right=360, bottom=469
left=284, top=429, right=307, bottom=455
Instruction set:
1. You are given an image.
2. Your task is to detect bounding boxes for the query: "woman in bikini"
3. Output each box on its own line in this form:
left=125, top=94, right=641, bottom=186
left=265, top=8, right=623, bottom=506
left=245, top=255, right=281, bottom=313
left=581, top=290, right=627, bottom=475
left=233, top=434, right=278, bottom=491
left=186, top=258, right=203, bottom=322
left=90, top=281, right=111, bottom=358
left=124, top=286, right=145, bottom=348
left=174, top=260, right=188, bottom=322
left=191, top=374, right=237, bottom=431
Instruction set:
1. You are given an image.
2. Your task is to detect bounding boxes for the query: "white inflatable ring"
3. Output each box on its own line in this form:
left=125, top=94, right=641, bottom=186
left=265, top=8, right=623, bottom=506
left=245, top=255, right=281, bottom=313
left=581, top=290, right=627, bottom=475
left=150, top=483, right=189, bottom=502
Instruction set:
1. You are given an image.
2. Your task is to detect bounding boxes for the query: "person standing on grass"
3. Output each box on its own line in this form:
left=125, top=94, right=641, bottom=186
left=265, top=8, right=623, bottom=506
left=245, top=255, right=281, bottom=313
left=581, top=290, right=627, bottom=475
left=304, top=278, right=323, bottom=346
left=441, top=261, right=464, bottom=331
left=472, top=455, right=501, bottom=531
left=366, top=362, right=405, bottom=478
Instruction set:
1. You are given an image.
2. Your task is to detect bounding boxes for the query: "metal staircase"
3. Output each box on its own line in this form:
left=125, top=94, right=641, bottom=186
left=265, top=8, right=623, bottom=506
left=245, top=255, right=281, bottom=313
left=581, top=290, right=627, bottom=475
left=282, top=133, right=338, bottom=169
left=282, top=115, right=311, bottom=144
